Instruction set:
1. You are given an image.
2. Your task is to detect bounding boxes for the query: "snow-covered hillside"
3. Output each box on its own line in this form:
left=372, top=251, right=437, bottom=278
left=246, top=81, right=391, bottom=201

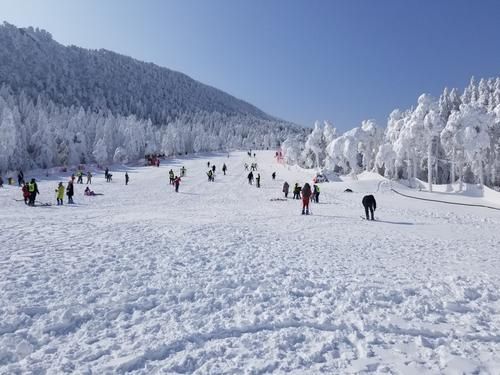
left=0, top=22, right=303, bottom=172
left=0, top=22, right=278, bottom=123
left=1, top=151, right=499, bottom=373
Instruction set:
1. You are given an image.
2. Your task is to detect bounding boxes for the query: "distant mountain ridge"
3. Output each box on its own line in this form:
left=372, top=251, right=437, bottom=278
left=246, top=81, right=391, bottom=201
left=0, top=22, right=285, bottom=125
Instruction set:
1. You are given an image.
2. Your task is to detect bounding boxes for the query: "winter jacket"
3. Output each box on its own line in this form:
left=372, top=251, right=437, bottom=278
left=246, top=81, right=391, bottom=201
left=56, top=185, right=65, bottom=200
left=362, top=195, right=376, bottom=209
left=282, top=182, right=289, bottom=193
left=67, top=182, right=74, bottom=197
left=301, top=183, right=312, bottom=198
left=22, top=185, right=29, bottom=198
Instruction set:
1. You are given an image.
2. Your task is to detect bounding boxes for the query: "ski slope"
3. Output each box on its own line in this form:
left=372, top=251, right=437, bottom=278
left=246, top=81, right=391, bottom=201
left=1, top=151, right=499, bottom=374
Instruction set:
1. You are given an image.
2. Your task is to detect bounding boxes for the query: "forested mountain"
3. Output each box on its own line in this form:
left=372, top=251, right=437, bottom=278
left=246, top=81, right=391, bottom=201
left=0, top=22, right=276, bottom=123
left=0, top=22, right=302, bottom=172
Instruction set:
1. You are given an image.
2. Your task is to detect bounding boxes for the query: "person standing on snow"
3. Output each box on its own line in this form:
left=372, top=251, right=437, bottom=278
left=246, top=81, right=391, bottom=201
left=173, top=176, right=181, bottom=192
left=55, top=182, right=65, bottom=205
left=301, top=183, right=312, bottom=215
left=22, top=182, right=30, bottom=204
left=169, top=169, right=174, bottom=184
left=28, top=178, right=39, bottom=206
left=282, top=181, right=289, bottom=198
left=293, top=183, right=301, bottom=200
left=207, top=161, right=211, bottom=168
left=222, top=163, right=227, bottom=175
left=87, top=171, right=92, bottom=184
left=247, top=171, right=254, bottom=185
left=207, top=169, right=214, bottom=182
left=362, top=194, right=377, bottom=220
left=313, top=184, right=320, bottom=203
left=17, top=170, right=24, bottom=186
left=125, top=172, right=129, bottom=185
left=272, top=172, right=276, bottom=180
left=256, top=173, right=261, bottom=188
left=66, top=180, right=74, bottom=204
left=212, top=165, right=216, bottom=173
left=77, top=170, right=83, bottom=184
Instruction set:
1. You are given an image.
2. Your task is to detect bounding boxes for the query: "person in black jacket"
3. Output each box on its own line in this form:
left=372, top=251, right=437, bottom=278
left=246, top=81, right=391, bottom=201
left=362, top=194, right=377, bottom=220
left=17, top=170, right=24, bottom=186
left=67, top=180, right=74, bottom=204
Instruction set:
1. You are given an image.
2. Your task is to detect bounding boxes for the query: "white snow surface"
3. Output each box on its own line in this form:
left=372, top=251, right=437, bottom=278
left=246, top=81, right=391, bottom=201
left=1, top=151, right=500, bottom=374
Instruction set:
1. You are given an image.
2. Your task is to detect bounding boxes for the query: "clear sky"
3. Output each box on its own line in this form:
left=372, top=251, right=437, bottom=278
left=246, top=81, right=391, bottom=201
left=1, top=0, right=499, bottom=130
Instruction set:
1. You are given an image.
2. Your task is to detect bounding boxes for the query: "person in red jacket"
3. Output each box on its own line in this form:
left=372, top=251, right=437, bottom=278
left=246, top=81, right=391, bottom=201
left=173, top=176, right=181, bottom=192
left=22, top=182, right=30, bottom=204
left=301, top=183, right=312, bottom=215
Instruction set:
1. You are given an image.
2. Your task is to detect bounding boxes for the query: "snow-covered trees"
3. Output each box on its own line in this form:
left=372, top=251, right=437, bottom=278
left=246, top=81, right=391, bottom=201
left=285, top=76, right=500, bottom=189
left=0, top=100, right=17, bottom=172
left=0, top=88, right=299, bottom=172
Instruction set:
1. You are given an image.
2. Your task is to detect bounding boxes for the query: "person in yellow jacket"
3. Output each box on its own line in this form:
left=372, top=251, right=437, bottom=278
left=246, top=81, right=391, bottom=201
left=55, top=182, right=65, bottom=206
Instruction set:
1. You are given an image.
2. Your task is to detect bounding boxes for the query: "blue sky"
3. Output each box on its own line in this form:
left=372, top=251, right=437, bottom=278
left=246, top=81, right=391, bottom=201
left=1, top=0, right=499, bottom=130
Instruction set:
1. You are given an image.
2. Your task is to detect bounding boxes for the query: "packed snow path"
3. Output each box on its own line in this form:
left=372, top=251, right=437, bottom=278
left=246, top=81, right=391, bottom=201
left=1, top=151, right=500, bottom=374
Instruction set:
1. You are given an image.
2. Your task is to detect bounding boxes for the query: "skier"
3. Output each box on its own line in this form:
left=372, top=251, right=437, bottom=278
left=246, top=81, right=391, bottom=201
left=222, top=163, right=227, bottom=175
left=22, top=183, right=29, bottom=204
left=55, top=182, right=65, bottom=205
left=293, top=183, right=301, bottom=200
left=86, top=171, right=92, bottom=184
left=156, top=159, right=160, bottom=167
left=212, top=165, right=216, bottom=173
left=301, top=183, right=312, bottom=215
left=17, top=170, right=24, bottom=186
left=313, top=184, right=320, bottom=203
left=169, top=169, right=175, bottom=184
left=66, top=180, right=74, bottom=204
left=207, top=169, right=214, bottom=182
left=125, top=172, right=129, bottom=185
left=282, top=181, right=289, bottom=198
left=173, top=176, right=181, bottom=192
left=362, top=194, right=377, bottom=221
left=272, top=172, right=276, bottom=180
left=244, top=163, right=249, bottom=171
left=28, top=178, right=39, bottom=206
left=207, top=161, right=210, bottom=168
left=180, top=166, right=186, bottom=177
left=105, top=167, right=109, bottom=180
left=247, top=171, right=254, bottom=185
left=77, top=170, right=83, bottom=184
left=256, top=173, right=261, bottom=188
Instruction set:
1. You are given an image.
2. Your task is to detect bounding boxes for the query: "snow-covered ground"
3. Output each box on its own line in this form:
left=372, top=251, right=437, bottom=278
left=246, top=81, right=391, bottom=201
left=1, top=151, right=499, bottom=374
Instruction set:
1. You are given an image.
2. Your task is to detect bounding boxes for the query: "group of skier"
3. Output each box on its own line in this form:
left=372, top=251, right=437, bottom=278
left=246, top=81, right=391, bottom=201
left=17, top=167, right=134, bottom=206
left=280, top=181, right=319, bottom=215
left=10, top=155, right=378, bottom=218
left=205, top=162, right=228, bottom=182
left=244, top=163, right=258, bottom=171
